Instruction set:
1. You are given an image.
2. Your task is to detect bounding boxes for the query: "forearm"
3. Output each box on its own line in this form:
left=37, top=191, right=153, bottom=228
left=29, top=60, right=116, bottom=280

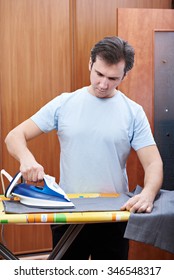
left=142, top=160, right=163, bottom=201
left=5, top=121, right=45, bottom=181
left=121, top=146, right=163, bottom=213
left=5, top=129, right=35, bottom=164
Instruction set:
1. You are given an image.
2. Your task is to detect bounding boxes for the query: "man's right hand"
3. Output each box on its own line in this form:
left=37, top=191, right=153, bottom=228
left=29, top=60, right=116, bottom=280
left=20, top=162, right=45, bottom=182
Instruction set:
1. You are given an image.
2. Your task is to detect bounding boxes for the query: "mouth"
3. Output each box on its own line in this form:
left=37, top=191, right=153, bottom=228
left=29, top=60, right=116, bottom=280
left=97, top=89, right=106, bottom=94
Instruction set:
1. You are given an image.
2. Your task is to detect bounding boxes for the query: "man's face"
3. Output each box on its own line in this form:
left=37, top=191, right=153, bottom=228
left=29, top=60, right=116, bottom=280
left=88, top=56, right=125, bottom=98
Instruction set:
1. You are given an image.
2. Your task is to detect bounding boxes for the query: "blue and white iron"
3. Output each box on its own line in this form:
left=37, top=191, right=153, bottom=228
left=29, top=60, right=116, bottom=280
left=2, top=170, right=74, bottom=209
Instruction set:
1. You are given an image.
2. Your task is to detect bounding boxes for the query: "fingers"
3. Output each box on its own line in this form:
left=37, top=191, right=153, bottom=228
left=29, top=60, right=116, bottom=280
left=146, top=205, right=153, bottom=213
left=20, top=165, right=45, bottom=182
left=120, top=195, right=153, bottom=213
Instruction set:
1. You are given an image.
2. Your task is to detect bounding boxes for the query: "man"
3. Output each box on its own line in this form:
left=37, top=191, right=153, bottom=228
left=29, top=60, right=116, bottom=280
left=5, top=36, right=163, bottom=259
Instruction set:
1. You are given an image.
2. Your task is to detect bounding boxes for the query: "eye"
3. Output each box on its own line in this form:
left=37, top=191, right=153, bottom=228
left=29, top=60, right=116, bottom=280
left=97, top=72, right=103, bottom=77
left=109, top=77, right=119, bottom=81
left=109, top=77, right=117, bottom=81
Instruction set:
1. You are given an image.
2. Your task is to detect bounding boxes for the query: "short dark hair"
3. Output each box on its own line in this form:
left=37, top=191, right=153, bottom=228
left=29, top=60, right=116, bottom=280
left=90, top=36, right=135, bottom=74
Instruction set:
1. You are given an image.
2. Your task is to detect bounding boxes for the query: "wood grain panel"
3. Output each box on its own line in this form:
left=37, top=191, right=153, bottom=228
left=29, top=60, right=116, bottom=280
left=117, top=8, right=174, bottom=260
left=118, top=8, right=174, bottom=125
left=95, top=0, right=172, bottom=39
left=1, top=0, right=72, bottom=179
left=2, top=224, right=52, bottom=256
left=73, top=0, right=172, bottom=90
left=129, top=241, right=174, bottom=260
left=0, top=0, right=72, bottom=255
left=72, top=0, right=96, bottom=90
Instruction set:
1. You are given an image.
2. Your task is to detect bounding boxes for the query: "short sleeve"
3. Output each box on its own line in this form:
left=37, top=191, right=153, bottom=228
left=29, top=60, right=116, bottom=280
left=30, top=93, right=67, bottom=132
left=131, top=107, right=156, bottom=151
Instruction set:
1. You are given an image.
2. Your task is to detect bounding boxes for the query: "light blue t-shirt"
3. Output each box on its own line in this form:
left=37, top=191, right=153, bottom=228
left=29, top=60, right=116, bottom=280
left=31, top=87, right=155, bottom=193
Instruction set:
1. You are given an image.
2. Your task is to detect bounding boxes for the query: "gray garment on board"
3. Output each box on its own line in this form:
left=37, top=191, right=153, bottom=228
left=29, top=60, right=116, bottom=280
left=124, top=186, right=174, bottom=254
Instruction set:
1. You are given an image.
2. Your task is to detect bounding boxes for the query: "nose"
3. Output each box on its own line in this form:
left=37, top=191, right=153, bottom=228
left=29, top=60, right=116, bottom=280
left=99, top=77, right=108, bottom=89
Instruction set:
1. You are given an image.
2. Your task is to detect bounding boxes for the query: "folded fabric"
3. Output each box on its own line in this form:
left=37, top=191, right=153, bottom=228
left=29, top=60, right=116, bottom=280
left=2, top=194, right=130, bottom=214
left=124, top=186, right=174, bottom=254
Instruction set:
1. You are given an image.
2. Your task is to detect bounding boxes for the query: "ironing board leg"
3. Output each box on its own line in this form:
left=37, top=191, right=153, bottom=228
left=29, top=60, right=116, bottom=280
left=0, top=242, right=19, bottom=260
left=47, top=224, right=84, bottom=260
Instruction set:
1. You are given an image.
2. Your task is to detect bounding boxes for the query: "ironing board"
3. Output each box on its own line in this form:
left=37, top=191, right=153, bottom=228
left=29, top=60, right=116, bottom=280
left=0, top=194, right=130, bottom=260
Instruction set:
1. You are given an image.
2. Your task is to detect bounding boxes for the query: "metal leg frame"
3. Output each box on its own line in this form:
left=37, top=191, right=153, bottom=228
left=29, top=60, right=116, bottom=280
left=0, top=224, right=84, bottom=260
left=0, top=242, right=19, bottom=260
left=48, top=224, right=85, bottom=260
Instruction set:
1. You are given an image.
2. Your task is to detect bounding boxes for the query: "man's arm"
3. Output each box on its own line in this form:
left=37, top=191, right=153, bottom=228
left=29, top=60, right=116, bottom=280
left=5, top=119, right=45, bottom=182
left=120, top=145, right=163, bottom=213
